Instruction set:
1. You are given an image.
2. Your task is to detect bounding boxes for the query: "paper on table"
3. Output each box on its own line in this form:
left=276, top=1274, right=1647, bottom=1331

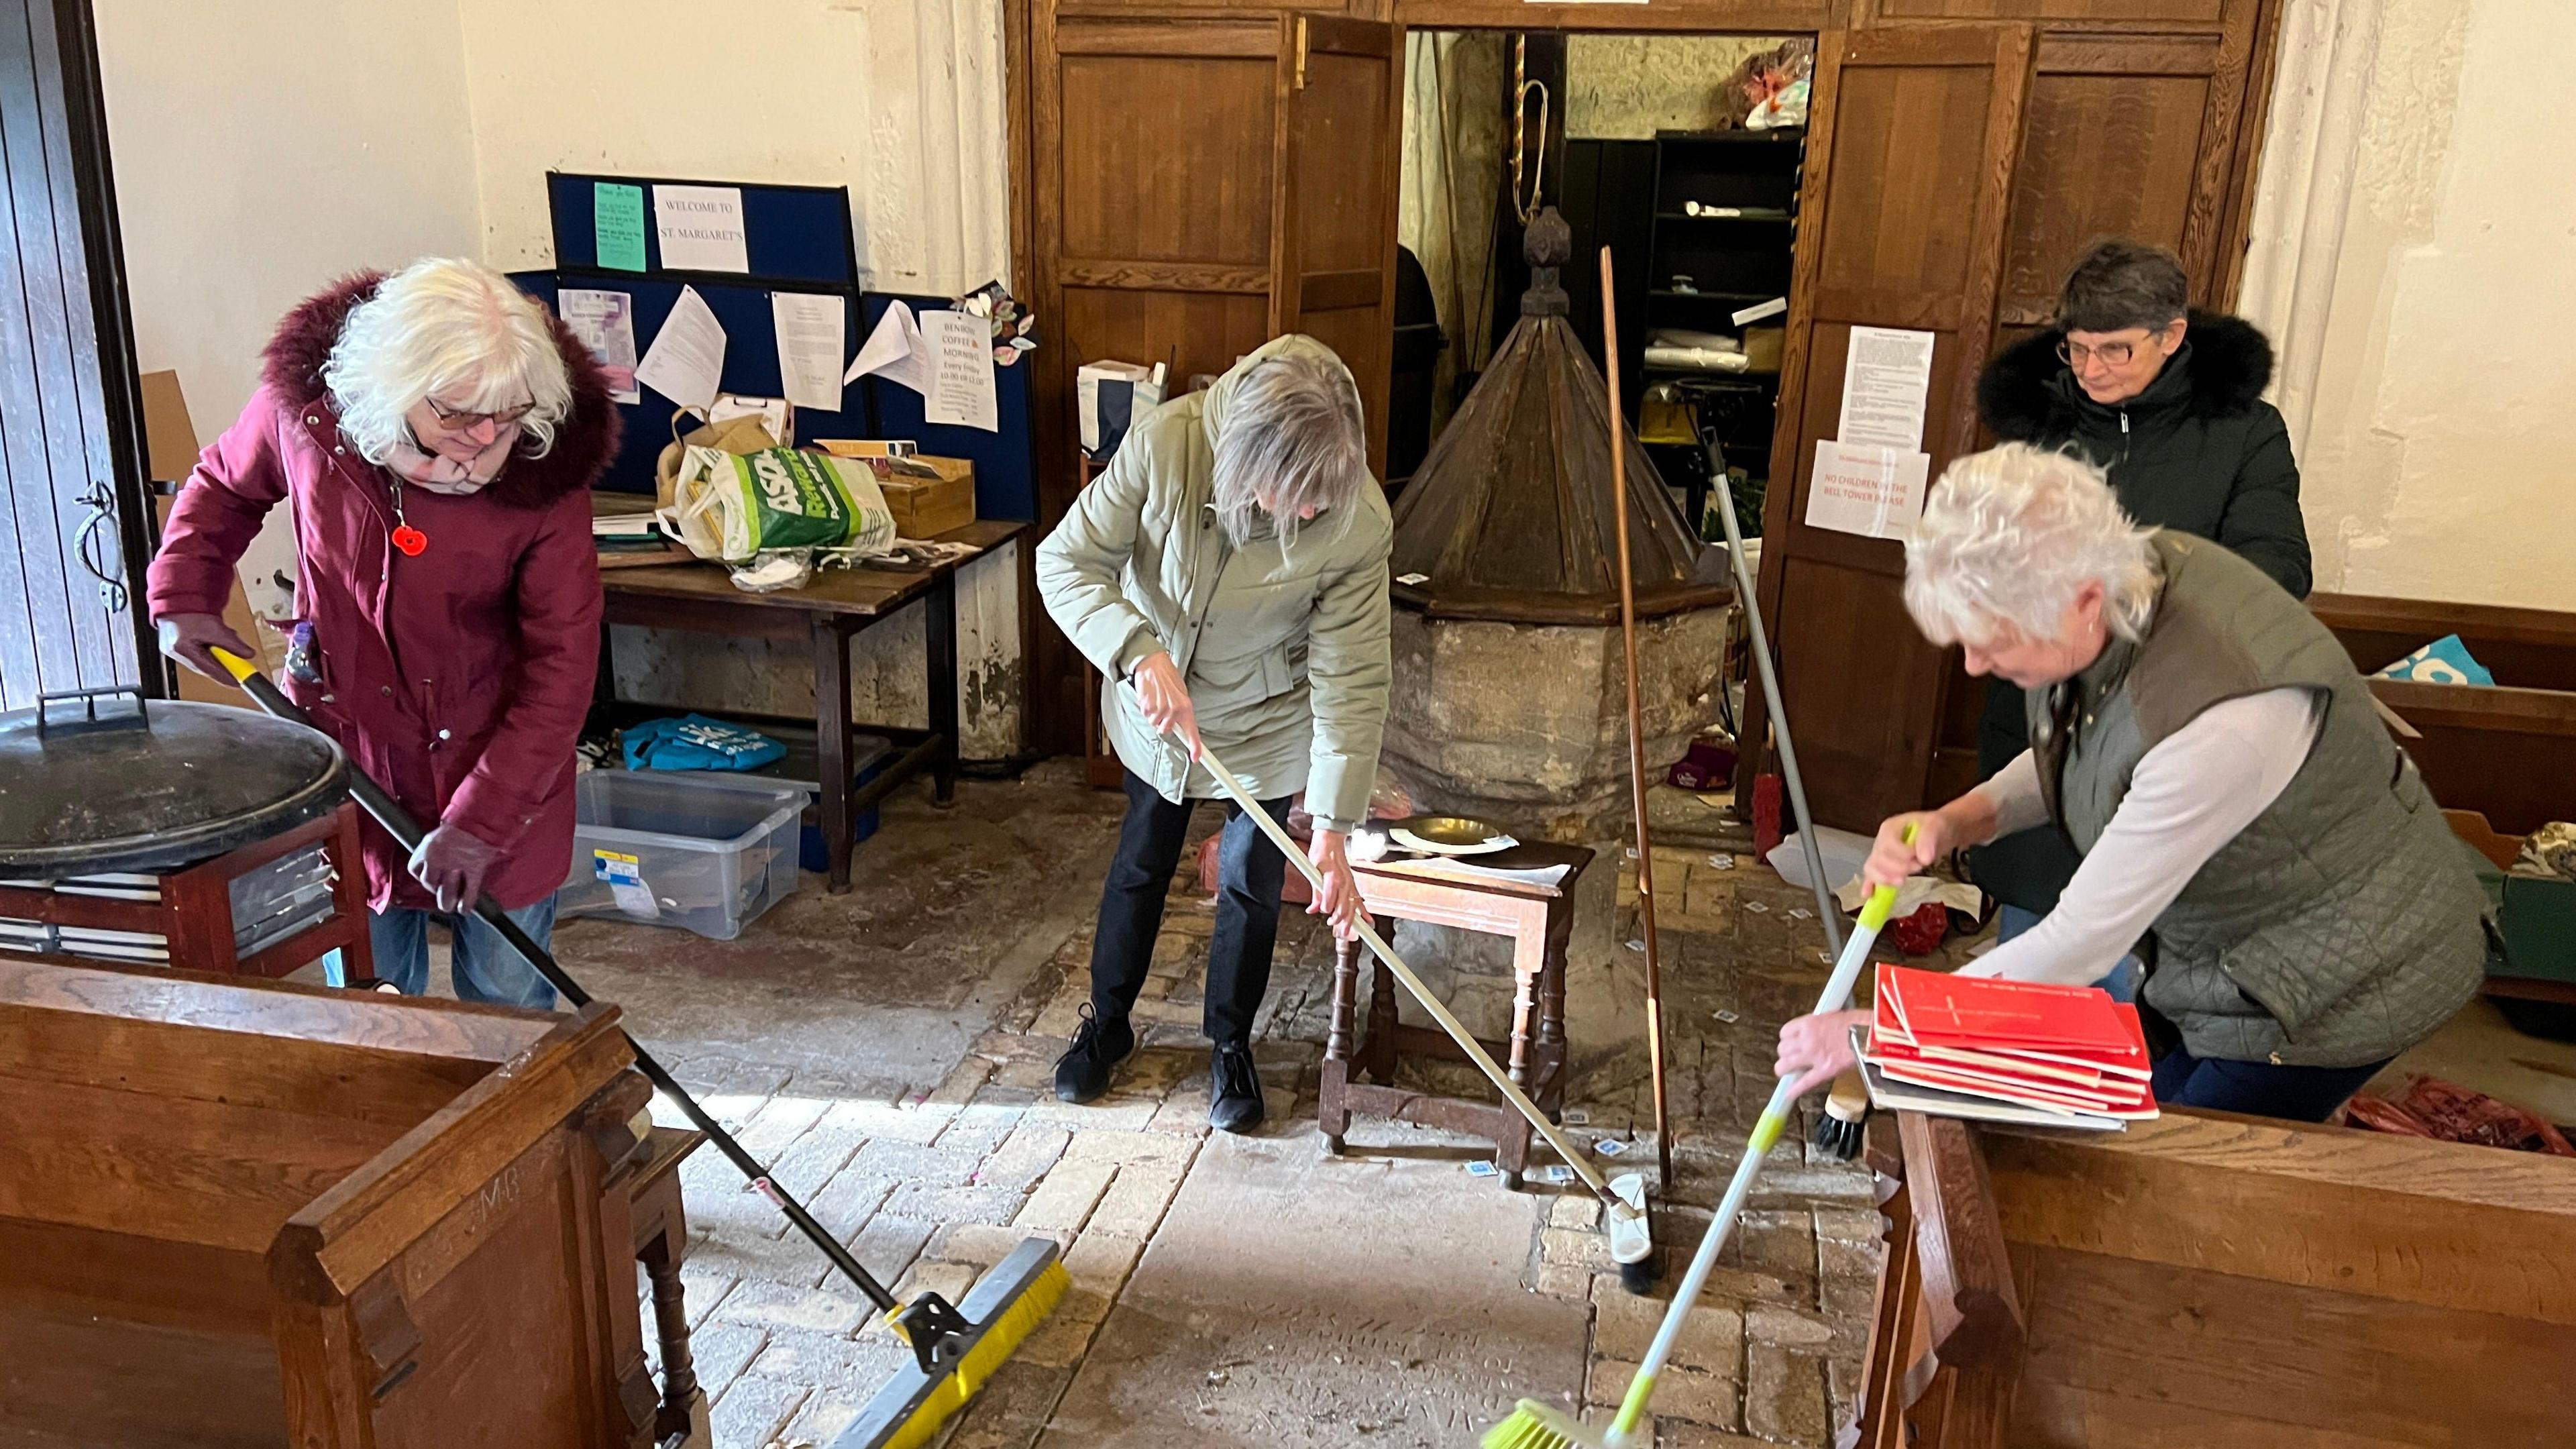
left=653, top=184, right=749, bottom=274
left=847, top=300, right=933, bottom=395
left=592, top=182, right=647, bottom=272
left=634, top=285, right=727, bottom=409
left=1805, top=439, right=1930, bottom=541
left=924, top=309, right=999, bottom=433
left=771, top=291, right=847, bottom=413
left=559, top=289, right=641, bottom=405
left=1837, top=325, right=1935, bottom=450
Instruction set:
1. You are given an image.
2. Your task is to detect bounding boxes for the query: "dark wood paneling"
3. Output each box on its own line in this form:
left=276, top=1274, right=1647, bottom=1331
left=1391, top=0, right=1836, bottom=30
left=1059, top=54, right=1276, bottom=263
left=1875, top=0, right=2225, bottom=20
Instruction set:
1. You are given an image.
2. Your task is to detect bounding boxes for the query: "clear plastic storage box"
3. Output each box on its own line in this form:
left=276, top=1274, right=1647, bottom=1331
left=557, top=770, right=806, bottom=940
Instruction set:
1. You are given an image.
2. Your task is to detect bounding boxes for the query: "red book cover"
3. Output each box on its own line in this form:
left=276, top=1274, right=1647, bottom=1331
left=1878, top=965, right=2135, bottom=1054
left=1868, top=1038, right=2152, bottom=1113
left=1873, top=1054, right=2159, bottom=1119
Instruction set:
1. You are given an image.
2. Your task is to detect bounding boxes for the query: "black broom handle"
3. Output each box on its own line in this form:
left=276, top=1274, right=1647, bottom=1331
left=219, top=659, right=901, bottom=1313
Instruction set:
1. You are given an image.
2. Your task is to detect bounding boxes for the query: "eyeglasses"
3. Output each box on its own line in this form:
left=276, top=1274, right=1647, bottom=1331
left=2057, top=329, right=2167, bottom=370
left=423, top=396, right=535, bottom=430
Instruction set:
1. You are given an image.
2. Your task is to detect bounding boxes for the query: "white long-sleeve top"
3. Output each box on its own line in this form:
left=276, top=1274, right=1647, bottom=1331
left=1961, top=687, right=2322, bottom=987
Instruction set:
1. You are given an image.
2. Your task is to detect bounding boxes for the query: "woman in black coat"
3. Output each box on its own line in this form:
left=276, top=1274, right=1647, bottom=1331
left=1969, top=239, right=2312, bottom=941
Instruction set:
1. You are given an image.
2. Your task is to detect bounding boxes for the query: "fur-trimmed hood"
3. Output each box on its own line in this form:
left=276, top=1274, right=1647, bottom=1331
left=1978, top=309, right=2275, bottom=441
left=260, top=270, right=620, bottom=509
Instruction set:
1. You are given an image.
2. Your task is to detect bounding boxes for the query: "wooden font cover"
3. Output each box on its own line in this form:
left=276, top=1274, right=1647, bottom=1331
left=1387, top=208, right=1729, bottom=626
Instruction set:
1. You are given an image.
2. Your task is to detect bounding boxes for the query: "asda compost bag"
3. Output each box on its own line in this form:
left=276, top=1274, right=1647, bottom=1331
left=662, top=445, right=898, bottom=564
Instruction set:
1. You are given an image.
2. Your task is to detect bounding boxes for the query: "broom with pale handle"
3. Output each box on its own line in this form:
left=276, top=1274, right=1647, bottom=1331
left=1485, top=828, right=1913, bottom=1449
left=1180, top=728, right=1642, bottom=1228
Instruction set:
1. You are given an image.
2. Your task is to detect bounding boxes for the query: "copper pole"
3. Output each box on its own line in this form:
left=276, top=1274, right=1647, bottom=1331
left=1597, top=246, right=1673, bottom=1193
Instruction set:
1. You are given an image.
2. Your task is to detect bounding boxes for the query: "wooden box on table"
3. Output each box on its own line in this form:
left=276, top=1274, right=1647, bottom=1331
left=0, top=957, right=662, bottom=1448
left=1851, top=1109, right=2576, bottom=1448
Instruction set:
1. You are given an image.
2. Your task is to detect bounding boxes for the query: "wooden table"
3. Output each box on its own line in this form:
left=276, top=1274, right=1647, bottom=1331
left=630, top=1126, right=708, bottom=1449
left=1318, top=841, right=1594, bottom=1188
left=596, top=521, right=1027, bottom=892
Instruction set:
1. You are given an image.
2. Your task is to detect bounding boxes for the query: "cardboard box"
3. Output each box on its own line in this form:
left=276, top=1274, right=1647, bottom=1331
left=142, top=371, right=283, bottom=705
left=869, top=455, right=975, bottom=539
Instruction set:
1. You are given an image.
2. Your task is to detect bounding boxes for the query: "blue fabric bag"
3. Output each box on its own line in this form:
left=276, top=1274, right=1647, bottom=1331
left=622, top=714, right=788, bottom=771
left=2373, top=634, right=2496, bottom=687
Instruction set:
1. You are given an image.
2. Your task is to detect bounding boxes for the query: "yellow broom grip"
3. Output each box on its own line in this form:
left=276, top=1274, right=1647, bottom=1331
left=209, top=646, right=258, bottom=685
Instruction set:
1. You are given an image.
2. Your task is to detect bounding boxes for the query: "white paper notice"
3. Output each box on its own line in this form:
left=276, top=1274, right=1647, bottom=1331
left=558, top=288, right=640, bottom=405
left=923, top=309, right=999, bottom=433
left=652, top=184, right=749, bottom=273
left=1837, top=325, right=1936, bottom=450
left=634, top=285, right=727, bottom=409
left=1805, top=439, right=1931, bottom=542
left=846, top=299, right=934, bottom=396
left=770, top=291, right=847, bottom=413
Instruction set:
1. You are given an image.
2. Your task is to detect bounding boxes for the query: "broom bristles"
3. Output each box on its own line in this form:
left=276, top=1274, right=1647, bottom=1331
left=871, top=1258, right=1071, bottom=1449
left=1483, top=1397, right=1610, bottom=1449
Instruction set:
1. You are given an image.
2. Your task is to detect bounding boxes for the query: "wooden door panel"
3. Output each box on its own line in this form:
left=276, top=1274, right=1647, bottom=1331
left=1059, top=54, right=1276, bottom=266
left=1281, top=15, right=1397, bottom=473
left=1059, top=287, right=1271, bottom=388
left=1998, top=34, right=2233, bottom=327
left=1745, top=23, right=2035, bottom=830
left=1874, top=0, right=2225, bottom=22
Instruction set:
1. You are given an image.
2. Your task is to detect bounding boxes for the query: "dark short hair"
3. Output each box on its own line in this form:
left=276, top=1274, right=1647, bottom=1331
left=2055, top=240, right=2189, bottom=335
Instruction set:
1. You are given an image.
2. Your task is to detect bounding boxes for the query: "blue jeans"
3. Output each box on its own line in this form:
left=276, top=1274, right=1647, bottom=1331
left=2150, top=1049, right=2390, bottom=1123
left=1996, top=904, right=2139, bottom=1002
left=342, top=896, right=561, bottom=1010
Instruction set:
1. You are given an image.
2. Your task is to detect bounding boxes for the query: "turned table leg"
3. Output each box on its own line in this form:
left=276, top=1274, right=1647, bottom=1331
left=639, top=1225, right=708, bottom=1448
left=1320, top=935, right=1360, bottom=1152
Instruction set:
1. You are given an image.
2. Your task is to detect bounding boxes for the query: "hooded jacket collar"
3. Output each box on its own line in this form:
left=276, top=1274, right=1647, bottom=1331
left=260, top=270, right=621, bottom=511
left=1978, top=309, right=2277, bottom=442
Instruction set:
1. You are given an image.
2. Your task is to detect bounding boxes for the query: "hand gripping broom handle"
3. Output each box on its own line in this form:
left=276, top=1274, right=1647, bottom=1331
left=1191, top=741, right=1621, bottom=1204
left=1601, top=832, right=1909, bottom=1446
left=211, top=651, right=911, bottom=1321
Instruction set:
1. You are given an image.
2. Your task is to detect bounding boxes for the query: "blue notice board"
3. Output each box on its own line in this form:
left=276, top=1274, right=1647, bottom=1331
left=546, top=172, right=858, bottom=287
left=511, top=270, right=869, bottom=497
left=854, top=294, right=1036, bottom=523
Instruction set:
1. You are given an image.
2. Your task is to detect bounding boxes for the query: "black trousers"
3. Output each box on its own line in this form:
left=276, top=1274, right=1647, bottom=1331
left=1089, top=769, right=1292, bottom=1045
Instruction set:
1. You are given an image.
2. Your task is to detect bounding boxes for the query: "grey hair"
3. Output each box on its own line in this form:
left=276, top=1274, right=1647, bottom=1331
left=1902, top=443, right=2159, bottom=649
left=1210, top=351, right=1371, bottom=551
left=321, top=256, right=573, bottom=467
left=2055, top=238, right=2189, bottom=335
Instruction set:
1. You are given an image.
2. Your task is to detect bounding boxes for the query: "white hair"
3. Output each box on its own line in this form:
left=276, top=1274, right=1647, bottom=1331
left=1902, top=442, right=2159, bottom=648
left=321, top=256, right=574, bottom=467
left=1210, top=350, right=1371, bottom=551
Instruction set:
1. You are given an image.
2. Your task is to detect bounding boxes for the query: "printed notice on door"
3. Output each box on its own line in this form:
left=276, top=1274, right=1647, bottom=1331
left=1805, top=439, right=1931, bottom=542
left=1836, top=326, right=1935, bottom=451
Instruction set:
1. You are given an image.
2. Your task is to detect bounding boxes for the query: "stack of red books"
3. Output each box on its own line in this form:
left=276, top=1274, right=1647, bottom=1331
left=1862, top=963, right=2158, bottom=1126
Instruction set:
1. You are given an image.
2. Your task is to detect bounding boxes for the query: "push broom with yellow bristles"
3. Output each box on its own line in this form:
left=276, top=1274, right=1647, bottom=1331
left=1485, top=836, right=1911, bottom=1449
left=210, top=649, right=1059, bottom=1449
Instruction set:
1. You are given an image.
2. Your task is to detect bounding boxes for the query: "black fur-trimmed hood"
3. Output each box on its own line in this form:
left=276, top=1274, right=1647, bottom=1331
left=260, top=270, right=621, bottom=510
left=1979, top=309, right=2275, bottom=441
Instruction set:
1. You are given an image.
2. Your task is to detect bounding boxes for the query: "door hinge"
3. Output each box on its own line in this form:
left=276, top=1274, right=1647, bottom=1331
left=1293, top=16, right=1309, bottom=91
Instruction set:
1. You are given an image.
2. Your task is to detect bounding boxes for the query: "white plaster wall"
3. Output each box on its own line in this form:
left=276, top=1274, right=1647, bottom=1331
left=95, top=0, right=486, bottom=614
left=2248, top=0, right=2576, bottom=608
left=454, top=0, right=1012, bottom=296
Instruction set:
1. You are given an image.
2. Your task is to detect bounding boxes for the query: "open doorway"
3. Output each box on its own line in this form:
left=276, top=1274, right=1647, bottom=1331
left=1394, top=32, right=1811, bottom=535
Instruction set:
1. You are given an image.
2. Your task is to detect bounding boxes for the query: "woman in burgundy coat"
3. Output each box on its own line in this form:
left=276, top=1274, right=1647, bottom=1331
left=148, top=258, right=618, bottom=1006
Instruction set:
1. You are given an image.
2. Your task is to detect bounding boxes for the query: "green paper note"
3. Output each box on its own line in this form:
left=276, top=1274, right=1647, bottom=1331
left=593, top=182, right=647, bottom=272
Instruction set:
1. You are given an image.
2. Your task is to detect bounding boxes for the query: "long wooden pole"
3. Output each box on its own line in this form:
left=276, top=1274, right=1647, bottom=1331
left=1598, top=246, right=1673, bottom=1193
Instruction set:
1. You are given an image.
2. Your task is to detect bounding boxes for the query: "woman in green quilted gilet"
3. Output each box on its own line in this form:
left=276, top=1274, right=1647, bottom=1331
left=1775, top=443, right=2481, bottom=1123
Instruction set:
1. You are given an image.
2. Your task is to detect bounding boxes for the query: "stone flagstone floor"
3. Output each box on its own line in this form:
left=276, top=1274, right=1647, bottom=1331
left=544, top=765, right=1980, bottom=1449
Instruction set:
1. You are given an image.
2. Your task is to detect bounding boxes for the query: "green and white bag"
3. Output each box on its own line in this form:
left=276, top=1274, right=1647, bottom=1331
left=661, top=445, right=898, bottom=564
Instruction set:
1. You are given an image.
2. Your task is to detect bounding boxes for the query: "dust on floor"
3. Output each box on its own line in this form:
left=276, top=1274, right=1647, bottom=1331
left=527, top=762, right=1962, bottom=1448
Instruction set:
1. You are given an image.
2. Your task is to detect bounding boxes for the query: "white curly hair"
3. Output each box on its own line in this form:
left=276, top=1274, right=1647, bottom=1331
left=1902, top=442, right=2159, bottom=648
left=321, top=256, right=573, bottom=467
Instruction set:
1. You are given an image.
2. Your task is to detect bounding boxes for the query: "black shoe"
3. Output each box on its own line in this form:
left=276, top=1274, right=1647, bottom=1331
left=1054, top=1004, right=1134, bottom=1104
left=1209, top=1040, right=1265, bottom=1133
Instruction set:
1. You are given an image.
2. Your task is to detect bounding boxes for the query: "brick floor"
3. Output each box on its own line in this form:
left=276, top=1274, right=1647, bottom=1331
left=623, top=784, right=1990, bottom=1448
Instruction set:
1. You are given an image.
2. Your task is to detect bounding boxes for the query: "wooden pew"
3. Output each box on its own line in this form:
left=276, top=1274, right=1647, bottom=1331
left=1849, top=1109, right=2576, bottom=1448
left=2310, top=592, right=2576, bottom=836
left=0, top=957, right=661, bottom=1448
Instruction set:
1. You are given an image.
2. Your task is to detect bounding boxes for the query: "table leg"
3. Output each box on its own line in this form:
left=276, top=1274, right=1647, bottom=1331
left=331, top=804, right=376, bottom=983
left=812, top=618, right=855, bottom=894
left=1501, top=943, right=1542, bottom=1189
left=926, top=566, right=960, bottom=809
left=1364, top=954, right=1399, bottom=1085
left=1320, top=936, right=1360, bottom=1153
left=639, top=1222, right=710, bottom=1448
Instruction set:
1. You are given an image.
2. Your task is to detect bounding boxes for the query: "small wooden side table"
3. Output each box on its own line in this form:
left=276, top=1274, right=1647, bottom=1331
left=1318, top=841, right=1594, bottom=1188
left=631, top=1125, right=710, bottom=1449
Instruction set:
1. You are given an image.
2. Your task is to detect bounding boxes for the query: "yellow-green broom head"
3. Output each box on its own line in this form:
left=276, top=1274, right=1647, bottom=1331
left=1484, top=1397, right=1611, bottom=1449
left=837, top=1238, right=1069, bottom=1449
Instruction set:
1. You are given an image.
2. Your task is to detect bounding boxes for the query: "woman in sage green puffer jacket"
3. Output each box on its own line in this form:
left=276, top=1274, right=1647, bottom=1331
left=1035, top=335, right=1392, bottom=1132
